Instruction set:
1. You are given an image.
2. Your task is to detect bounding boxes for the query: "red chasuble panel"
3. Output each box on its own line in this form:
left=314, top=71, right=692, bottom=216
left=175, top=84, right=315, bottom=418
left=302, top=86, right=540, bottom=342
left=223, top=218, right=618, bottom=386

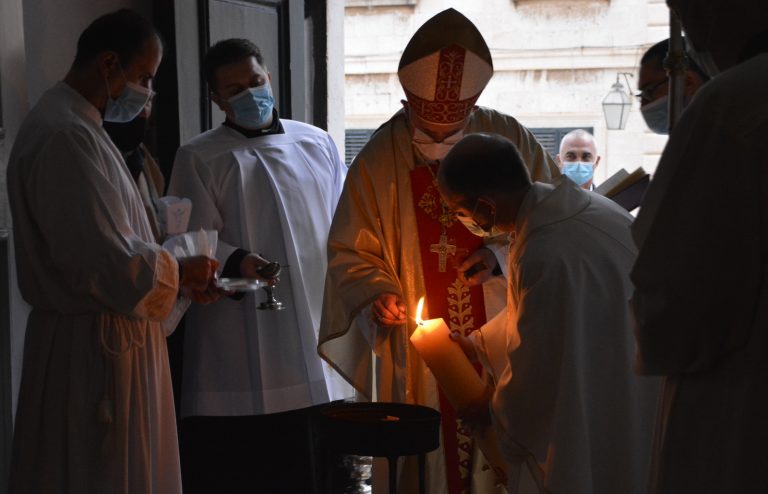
left=410, top=163, right=489, bottom=494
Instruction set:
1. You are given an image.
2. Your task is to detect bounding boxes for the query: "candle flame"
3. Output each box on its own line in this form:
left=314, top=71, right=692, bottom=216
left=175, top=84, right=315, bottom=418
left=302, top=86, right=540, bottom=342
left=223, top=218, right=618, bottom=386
left=415, top=297, right=425, bottom=325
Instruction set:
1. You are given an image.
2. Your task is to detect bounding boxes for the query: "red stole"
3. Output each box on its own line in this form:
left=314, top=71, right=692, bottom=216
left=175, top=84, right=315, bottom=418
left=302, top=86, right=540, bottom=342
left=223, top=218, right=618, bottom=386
left=410, top=164, right=488, bottom=494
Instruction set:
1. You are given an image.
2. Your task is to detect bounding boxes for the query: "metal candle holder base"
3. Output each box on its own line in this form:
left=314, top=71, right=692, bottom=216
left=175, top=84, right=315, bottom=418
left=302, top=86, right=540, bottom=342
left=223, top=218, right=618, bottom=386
left=257, top=286, right=285, bottom=311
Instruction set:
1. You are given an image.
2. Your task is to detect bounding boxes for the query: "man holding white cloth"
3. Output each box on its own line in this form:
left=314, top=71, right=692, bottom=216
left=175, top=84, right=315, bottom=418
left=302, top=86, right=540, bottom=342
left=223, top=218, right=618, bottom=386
left=7, top=10, right=218, bottom=494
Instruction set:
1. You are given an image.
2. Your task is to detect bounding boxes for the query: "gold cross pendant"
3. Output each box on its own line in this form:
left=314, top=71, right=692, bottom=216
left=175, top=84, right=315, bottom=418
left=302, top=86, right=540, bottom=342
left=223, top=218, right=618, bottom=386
left=430, top=234, right=457, bottom=273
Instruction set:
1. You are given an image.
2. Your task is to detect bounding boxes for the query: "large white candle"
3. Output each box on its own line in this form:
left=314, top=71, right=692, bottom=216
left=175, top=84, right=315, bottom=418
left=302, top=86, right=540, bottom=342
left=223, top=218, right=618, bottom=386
left=409, top=301, right=486, bottom=411
left=409, top=297, right=508, bottom=486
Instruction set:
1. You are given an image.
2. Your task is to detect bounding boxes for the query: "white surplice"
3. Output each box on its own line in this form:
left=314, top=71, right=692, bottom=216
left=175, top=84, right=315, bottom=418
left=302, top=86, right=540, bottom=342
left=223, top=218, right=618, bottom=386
left=474, top=180, right=660, bottom=494
left=169, top=121, right=352, bottom=417
left=631, top=53, right=768, bottom=493
left=7, top=83, right=182, bottom=494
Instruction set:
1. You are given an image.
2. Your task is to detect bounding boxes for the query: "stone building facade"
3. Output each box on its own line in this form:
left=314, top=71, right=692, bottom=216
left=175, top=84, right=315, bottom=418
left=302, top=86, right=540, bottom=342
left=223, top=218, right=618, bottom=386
left=344, top=0, right=671, bottom=184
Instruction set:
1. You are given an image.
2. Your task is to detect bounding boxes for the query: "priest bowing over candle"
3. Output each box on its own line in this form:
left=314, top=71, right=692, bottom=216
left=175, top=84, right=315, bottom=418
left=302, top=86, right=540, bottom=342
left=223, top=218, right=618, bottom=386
left=435, top=133, right=660, bottom=494
left=319, top=8, right=559, bottom=494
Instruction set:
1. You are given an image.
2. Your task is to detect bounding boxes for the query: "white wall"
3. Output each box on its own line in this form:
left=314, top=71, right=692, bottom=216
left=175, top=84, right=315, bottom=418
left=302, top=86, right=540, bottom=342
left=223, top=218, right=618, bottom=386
left=344, top=0, right=672, bottom=181
left=327, top=0, right=347, bottom=156
left=21, top=1, right=152, bottom=105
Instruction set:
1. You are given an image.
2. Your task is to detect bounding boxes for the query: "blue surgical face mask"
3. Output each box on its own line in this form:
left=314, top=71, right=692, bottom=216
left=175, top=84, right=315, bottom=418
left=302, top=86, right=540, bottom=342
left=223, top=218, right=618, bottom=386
left=561, top=162, right=594, bottom=186
left=228, top=83, right=274, bottom=129
left=103, top=64, right=152, bottom=123
left=641, top=95, right=669, bottom=135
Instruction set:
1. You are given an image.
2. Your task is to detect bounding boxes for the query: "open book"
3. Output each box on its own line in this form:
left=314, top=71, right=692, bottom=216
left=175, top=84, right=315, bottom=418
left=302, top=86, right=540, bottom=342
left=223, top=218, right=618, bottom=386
left=595, top=167, right=650, bottom=211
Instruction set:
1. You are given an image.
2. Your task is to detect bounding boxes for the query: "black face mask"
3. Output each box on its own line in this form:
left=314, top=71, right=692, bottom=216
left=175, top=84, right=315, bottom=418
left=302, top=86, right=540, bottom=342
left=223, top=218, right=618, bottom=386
left=103, top=116, right=148, bottom=152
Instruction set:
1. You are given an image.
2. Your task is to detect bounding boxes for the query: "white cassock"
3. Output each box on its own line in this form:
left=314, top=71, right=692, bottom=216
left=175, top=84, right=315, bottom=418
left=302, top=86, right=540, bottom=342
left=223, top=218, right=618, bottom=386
left=473, top=180, right=660, bottom=494
left=631, top=53, right=768, bottom=493
left=7, top=83, right=183, bottom=493
left=169, top=120, right=353, bottom=417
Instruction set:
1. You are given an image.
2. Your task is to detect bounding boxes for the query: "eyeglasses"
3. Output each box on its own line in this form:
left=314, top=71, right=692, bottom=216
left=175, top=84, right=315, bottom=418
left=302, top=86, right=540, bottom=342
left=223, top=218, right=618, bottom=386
left=634, top=77, right=668, bottom=104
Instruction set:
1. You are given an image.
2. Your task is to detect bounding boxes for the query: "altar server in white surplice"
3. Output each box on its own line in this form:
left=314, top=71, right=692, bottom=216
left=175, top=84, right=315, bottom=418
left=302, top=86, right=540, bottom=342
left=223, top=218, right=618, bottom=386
left=167, top=38, right=352, bottom=493
left=7, top=10, right=219, bottom=494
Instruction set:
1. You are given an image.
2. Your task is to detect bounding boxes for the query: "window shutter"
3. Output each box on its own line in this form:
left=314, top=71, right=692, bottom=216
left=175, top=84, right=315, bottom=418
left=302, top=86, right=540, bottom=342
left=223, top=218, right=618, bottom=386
left=344, top=129, right=376, bottom=165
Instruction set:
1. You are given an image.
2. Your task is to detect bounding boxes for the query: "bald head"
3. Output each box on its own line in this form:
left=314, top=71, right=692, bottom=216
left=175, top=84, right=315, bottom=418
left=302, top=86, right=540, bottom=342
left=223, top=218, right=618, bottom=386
left=558, top=129, right=597, bottom=157
left=556, top=129, right=600, bottom=189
